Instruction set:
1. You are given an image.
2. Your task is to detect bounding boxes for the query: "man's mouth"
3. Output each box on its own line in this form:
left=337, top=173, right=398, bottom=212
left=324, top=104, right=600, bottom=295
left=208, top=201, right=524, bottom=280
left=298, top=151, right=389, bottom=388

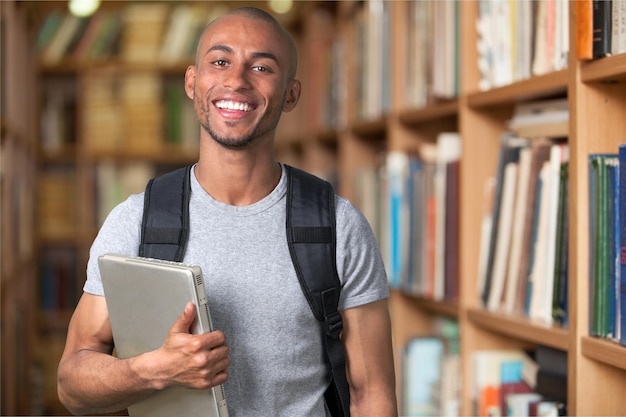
left=214, top=100, right=255, bottom=112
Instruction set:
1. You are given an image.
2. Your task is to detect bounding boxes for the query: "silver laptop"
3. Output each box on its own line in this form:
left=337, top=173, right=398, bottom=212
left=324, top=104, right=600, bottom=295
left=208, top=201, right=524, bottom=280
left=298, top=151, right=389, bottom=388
left=98, top=253, right=229, bottom=417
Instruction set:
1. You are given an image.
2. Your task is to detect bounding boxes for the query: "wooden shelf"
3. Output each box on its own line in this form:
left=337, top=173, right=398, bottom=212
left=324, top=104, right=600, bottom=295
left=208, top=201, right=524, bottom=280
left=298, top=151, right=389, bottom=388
left=467, top=70, right=568, bottom=109
left=581, top=53, right=626, bottom=83
left=350, top=116, right=387, bottom=138
left=412, top=296, right=459, bottom=319
left=467, top=307, right=569, bottom=351
left=581, top=336, right=626, bottom=372
left=398, top=100, right=459, bottom=127
left=86, top=147, right=199, bottom=164
left=23, top=1, right=626, bottom=415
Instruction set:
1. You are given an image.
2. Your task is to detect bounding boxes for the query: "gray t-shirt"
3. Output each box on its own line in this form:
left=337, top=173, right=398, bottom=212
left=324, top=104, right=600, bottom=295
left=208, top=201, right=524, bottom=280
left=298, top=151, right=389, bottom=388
left=84, top=164, right=389, bottom=417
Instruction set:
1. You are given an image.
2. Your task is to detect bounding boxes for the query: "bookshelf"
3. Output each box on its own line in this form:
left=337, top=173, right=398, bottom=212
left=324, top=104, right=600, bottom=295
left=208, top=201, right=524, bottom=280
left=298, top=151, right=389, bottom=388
left=1, top=1, right=39, bottom=415
left=336, top=0, right=626, bottom=416
left=30, top=1, right=339, bottom=413
left=19, top=0, right=626, bottom=415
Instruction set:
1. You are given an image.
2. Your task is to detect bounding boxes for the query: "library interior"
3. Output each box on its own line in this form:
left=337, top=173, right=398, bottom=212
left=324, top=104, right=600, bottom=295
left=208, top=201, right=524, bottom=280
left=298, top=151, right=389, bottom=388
left=2, top=0, right=626, bottom=415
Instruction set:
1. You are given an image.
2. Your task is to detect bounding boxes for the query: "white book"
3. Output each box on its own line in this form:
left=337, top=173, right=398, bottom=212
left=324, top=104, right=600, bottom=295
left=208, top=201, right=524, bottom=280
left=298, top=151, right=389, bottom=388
left=504, top=147, right=533, bottom=314
left=528, top=162, right=551, bottom=321
left=487, top=162, right=518, bottom=311
left=540, top=144, right=568, bottom=324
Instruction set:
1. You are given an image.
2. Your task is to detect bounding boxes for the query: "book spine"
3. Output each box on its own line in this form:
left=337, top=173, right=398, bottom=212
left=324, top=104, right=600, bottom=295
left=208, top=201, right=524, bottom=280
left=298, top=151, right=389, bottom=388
left=619, top=145, right=626, bottom=345
left=592, top=0, right=613, bottom=58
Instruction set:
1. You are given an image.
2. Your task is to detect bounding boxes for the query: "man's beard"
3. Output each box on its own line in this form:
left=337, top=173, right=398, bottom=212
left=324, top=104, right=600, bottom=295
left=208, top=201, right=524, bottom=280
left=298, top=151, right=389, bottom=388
left=206, top=122, right=255, bottom=149
left=202, top=108, right=282, bottom=150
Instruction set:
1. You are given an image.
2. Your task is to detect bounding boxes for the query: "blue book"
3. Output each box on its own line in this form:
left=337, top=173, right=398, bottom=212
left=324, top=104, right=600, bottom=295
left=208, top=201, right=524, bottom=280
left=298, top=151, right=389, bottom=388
left=607, top=159, right=618, bottom=339
left=405, top=157, right=424, bottom=294
left=403, top=337, right=444, bottom=416
left=619, top=145, right=626, bottom=345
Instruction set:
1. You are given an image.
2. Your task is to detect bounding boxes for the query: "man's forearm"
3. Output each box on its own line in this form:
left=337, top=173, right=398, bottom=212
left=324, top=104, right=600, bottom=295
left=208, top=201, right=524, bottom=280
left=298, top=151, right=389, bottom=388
left=349, top=385, right=398, bottom=417
left=58, top=349, right=158, bottom=415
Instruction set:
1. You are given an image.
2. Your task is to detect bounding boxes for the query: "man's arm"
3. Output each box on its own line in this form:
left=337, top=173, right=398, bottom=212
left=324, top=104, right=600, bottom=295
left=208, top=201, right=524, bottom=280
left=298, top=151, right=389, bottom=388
left=57, top=293, right=229, bottom=416
left=341, top=299, right=398, bottom=417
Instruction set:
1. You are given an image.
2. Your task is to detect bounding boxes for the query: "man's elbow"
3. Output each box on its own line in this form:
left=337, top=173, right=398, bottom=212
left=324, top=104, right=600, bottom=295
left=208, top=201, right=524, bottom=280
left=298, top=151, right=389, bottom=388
left=349, top=383, right=398, bottom=417
left=57, top=367, right=81, bottom=415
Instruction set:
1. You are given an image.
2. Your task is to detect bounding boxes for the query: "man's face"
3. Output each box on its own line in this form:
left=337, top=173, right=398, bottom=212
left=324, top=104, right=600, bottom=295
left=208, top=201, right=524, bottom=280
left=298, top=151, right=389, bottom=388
left=186, top=14, right=299, bottom=150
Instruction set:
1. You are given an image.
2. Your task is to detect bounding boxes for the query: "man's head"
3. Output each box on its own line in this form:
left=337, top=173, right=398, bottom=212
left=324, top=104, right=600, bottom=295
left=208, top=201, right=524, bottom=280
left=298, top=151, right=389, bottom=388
left=199, top=7, right=298, bottom=81
left=185, top=6, right=301, bottom=150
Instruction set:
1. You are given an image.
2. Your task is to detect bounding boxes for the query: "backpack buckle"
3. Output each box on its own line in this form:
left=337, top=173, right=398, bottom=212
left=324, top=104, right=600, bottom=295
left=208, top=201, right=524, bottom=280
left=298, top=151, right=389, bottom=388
left=324, top=311, right=343, bottom=338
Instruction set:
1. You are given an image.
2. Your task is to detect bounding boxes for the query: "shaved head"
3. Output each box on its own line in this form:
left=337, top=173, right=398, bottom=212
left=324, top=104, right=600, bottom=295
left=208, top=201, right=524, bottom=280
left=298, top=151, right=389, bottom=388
left=197, top=7, right=298, bottom=80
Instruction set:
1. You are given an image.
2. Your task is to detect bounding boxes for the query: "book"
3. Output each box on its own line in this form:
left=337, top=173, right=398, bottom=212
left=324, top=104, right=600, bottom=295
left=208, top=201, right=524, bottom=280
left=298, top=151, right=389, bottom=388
left=444, top=159, right=460, bottom=301
left=527, top=161, right=551, bottom=321
left=405, top=156, right=424, bottom=296
left=506, top=392, right=543, bottom=417
left=589, top=154, right=616, bottom=337
left=499, top=359, right=534, bottom=416
left=36, top=10, right=64, bottom=51
left=531, top=144, right=568, bottom=324
left=482, top=133, right=529, bottom=307
left=576, top=0, right=594, bottom=60
left=607, top=157, right=620, bottom=340
left=535, top=345, right=567, bottom=376
left=506, top=98, right=569, bottom=139
left=403, top=337, right=445, bottom=416
left=434, top=132, right=461, bottom=300
left=477, top=177, right=496, bottom=300
left=487, top=161, right=519, bottom=311
left=619, top=144, right=626, bottom=346
left=41, top=14, right=85, bottom=64
left=513, top=139, right=554, bottom=316
left=503, top=147, right=532, bottom=314
left=592, top=0, right=613, bottom=58
left=552, top=161, right=569, bottom=326
left=472, top=349, right=530, bottom=417
left=384, top=151, right=411, bottom=288
left=535, top=369, right=567, bottom=404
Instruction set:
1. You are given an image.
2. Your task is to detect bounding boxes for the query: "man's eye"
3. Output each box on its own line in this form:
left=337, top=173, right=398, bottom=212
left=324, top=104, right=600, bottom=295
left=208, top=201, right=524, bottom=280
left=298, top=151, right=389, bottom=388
left=252, top=66, right=268, bottom=72
left=214, top=60, right=227, bottom=66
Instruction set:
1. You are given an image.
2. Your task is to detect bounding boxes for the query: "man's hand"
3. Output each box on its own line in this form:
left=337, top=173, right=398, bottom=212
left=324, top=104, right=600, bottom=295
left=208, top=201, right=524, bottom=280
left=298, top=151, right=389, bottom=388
left=58, top=294, right=230, bottom=415
left=150, top=302, right=230, bottom=390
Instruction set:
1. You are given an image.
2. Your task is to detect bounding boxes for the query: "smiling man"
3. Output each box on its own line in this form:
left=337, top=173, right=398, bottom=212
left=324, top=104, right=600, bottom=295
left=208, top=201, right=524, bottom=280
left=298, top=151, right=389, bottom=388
left=57, top=7, right=397, bottom=417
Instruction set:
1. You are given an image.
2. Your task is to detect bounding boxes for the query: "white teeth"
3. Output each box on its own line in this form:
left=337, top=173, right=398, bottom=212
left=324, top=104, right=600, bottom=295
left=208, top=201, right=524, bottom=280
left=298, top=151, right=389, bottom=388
left=215, top=100, right=252, bottom=111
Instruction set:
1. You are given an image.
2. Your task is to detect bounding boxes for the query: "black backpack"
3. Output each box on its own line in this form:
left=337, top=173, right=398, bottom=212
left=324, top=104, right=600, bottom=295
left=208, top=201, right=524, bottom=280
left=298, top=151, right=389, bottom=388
left=139, top=164, right=350, bottom=417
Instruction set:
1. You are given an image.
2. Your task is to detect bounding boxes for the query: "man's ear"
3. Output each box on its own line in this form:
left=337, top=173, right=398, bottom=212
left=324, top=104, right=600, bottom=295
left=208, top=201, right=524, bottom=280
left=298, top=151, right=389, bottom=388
left=283, top=79, right=301, bottom=112
left=184, top=66, right=196, bottom=100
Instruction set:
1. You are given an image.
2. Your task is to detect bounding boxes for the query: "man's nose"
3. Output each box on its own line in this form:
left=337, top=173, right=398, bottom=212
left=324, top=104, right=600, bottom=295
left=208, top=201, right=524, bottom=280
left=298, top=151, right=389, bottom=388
left=223, top=65, right=252, bottom=90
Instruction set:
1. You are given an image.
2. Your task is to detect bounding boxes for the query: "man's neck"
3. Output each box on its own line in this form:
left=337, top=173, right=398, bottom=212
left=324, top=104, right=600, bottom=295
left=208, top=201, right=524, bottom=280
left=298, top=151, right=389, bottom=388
left=194, top=154, right=282, bottom=206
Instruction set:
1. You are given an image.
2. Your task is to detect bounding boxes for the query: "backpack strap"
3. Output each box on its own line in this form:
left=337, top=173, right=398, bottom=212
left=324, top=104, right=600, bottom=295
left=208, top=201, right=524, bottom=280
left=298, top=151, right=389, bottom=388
left=139, top=164, right=350, bottom=416
left=139, top=165, right=191, bottom=262
left=285, top=165, right=350, bottom=417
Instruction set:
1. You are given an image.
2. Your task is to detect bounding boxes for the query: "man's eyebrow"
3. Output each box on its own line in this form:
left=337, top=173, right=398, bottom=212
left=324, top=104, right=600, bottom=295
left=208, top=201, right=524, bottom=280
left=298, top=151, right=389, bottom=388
left=205, top=45, right=280, bottom=66
left=206, top=45, right=233, bottom=55
left=251, top=51, right=280, bottom=66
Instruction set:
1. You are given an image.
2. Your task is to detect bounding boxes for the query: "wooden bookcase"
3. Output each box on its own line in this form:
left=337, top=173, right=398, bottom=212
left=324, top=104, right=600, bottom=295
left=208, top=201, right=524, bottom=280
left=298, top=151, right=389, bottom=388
left=330, top=1, right=626, bottom=416
left=20, top=0, right=626, bottom=415
left=1, top=1, right=39, bottom=415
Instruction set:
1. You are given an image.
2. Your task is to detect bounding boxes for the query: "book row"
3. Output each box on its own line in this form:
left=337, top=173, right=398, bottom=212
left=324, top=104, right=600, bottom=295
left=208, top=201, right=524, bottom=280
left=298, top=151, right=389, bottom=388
left=476, top=0, right=569, bottom=91
left=36, top=3, right=215, bottom=65
left=577, top=0, right=626, bottom=60
left=588, top=147, right=626, bottom=346
left=479, top=133, right=569, bottom=326
left=40, top=72, right=199, bottom=157
left=401, top=319, right=566, bottom=417
left=403, top=0, right=460, bottom=108
left=355, top=133, right=461, bottom=302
